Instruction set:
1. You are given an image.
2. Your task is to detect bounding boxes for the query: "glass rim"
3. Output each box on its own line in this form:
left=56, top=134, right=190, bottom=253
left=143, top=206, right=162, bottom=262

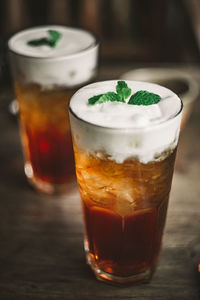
left=8, top=25, right=99, bottom=61
left=69, top=80, right=183, bottom=132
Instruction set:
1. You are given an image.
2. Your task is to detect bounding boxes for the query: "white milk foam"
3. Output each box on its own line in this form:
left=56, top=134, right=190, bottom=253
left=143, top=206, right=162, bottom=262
left=8, top=26, right=98, bottom=87
left=69, top=80, right=182, bottom=163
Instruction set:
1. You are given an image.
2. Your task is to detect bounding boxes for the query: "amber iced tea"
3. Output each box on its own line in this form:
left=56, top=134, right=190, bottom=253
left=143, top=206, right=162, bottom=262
left=69, top=80, right=182, bottom=285
left=15, top=82, right=76, bottom=189
left=8, top=26, right=99, bottom=193
left=74, top=145, right=176, bottom=281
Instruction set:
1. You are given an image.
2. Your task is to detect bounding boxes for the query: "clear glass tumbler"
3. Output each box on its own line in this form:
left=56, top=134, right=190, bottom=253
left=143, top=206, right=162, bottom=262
left=8, top=25, right=99, bottom=194
left=69, top=80, right=183, bottom=285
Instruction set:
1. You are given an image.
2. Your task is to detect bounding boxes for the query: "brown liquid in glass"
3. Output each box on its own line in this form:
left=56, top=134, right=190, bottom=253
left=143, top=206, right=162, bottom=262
left=75, top=145, right=176, bottom=276
left=15, top=82, right=76, bottom=184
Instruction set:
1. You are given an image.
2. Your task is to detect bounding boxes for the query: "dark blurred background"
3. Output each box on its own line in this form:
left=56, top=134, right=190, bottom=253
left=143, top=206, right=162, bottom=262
left=0, top=0, right=200, bottom=87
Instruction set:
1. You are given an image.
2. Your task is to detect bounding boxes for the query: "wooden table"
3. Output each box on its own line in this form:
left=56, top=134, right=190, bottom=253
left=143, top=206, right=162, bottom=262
left=0, top=65, right=200, bottom=299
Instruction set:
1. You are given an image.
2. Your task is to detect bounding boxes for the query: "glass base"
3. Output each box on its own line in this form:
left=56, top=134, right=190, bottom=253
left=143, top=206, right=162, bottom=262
left=85, top=250, right=154, bottom=286
left=24, top=162, right=75, bottom=195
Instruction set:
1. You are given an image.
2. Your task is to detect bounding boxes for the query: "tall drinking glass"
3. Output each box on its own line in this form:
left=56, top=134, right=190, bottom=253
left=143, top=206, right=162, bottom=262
left=8, top=26, right=99, bottom=194
left=69, top=80, right=182, bottom=285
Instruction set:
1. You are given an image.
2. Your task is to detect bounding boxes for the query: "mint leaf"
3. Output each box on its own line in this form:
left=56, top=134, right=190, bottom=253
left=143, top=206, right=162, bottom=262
left=48, top=30, right=62, bottom=47
left=128, top=90, right=161, bottom=105
left=116, top=81, right=131, bottom=101
left=27, top=30, right=62, bottom=48
left=95, top=92, right=121, bottom=104
left=27, top=37, right=51, bottom=47
left=88, top=92, right=122, bottom=105
left=88, top=94, right=103, bottom=105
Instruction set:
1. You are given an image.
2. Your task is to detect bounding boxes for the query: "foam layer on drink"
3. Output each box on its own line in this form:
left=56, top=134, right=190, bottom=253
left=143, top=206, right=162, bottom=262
left=69, top=80, right=182, bottom=163
left=8, top=26, right=98, bottom=87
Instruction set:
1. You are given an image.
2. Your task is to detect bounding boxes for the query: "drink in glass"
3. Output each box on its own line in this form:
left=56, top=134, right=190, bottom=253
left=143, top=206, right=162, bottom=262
left=8, top=26, right=99, bottom=194
left=69, top=80, right=182, bottom=285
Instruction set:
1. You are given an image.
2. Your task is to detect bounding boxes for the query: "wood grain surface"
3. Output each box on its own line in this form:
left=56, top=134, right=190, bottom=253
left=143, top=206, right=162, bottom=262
left=0, top=66, right=200, bottom=300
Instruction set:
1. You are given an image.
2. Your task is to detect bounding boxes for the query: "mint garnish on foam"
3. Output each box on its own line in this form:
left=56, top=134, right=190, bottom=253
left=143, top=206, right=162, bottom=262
left=27, top=30, right=62, bottom=48
left=88, top=81, right=161, bottom=106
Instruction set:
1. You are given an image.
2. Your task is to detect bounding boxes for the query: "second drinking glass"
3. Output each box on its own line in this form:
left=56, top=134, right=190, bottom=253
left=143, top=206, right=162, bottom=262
left=8, top=25, right=99, bottom=194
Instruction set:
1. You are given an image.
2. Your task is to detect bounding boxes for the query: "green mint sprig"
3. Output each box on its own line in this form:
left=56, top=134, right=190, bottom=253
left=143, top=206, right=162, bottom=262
left=128, top=90, right=161, bottom=105
left=27, top=30, right=62, bottom=48
left=88, top=81, right=161, bottom=106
